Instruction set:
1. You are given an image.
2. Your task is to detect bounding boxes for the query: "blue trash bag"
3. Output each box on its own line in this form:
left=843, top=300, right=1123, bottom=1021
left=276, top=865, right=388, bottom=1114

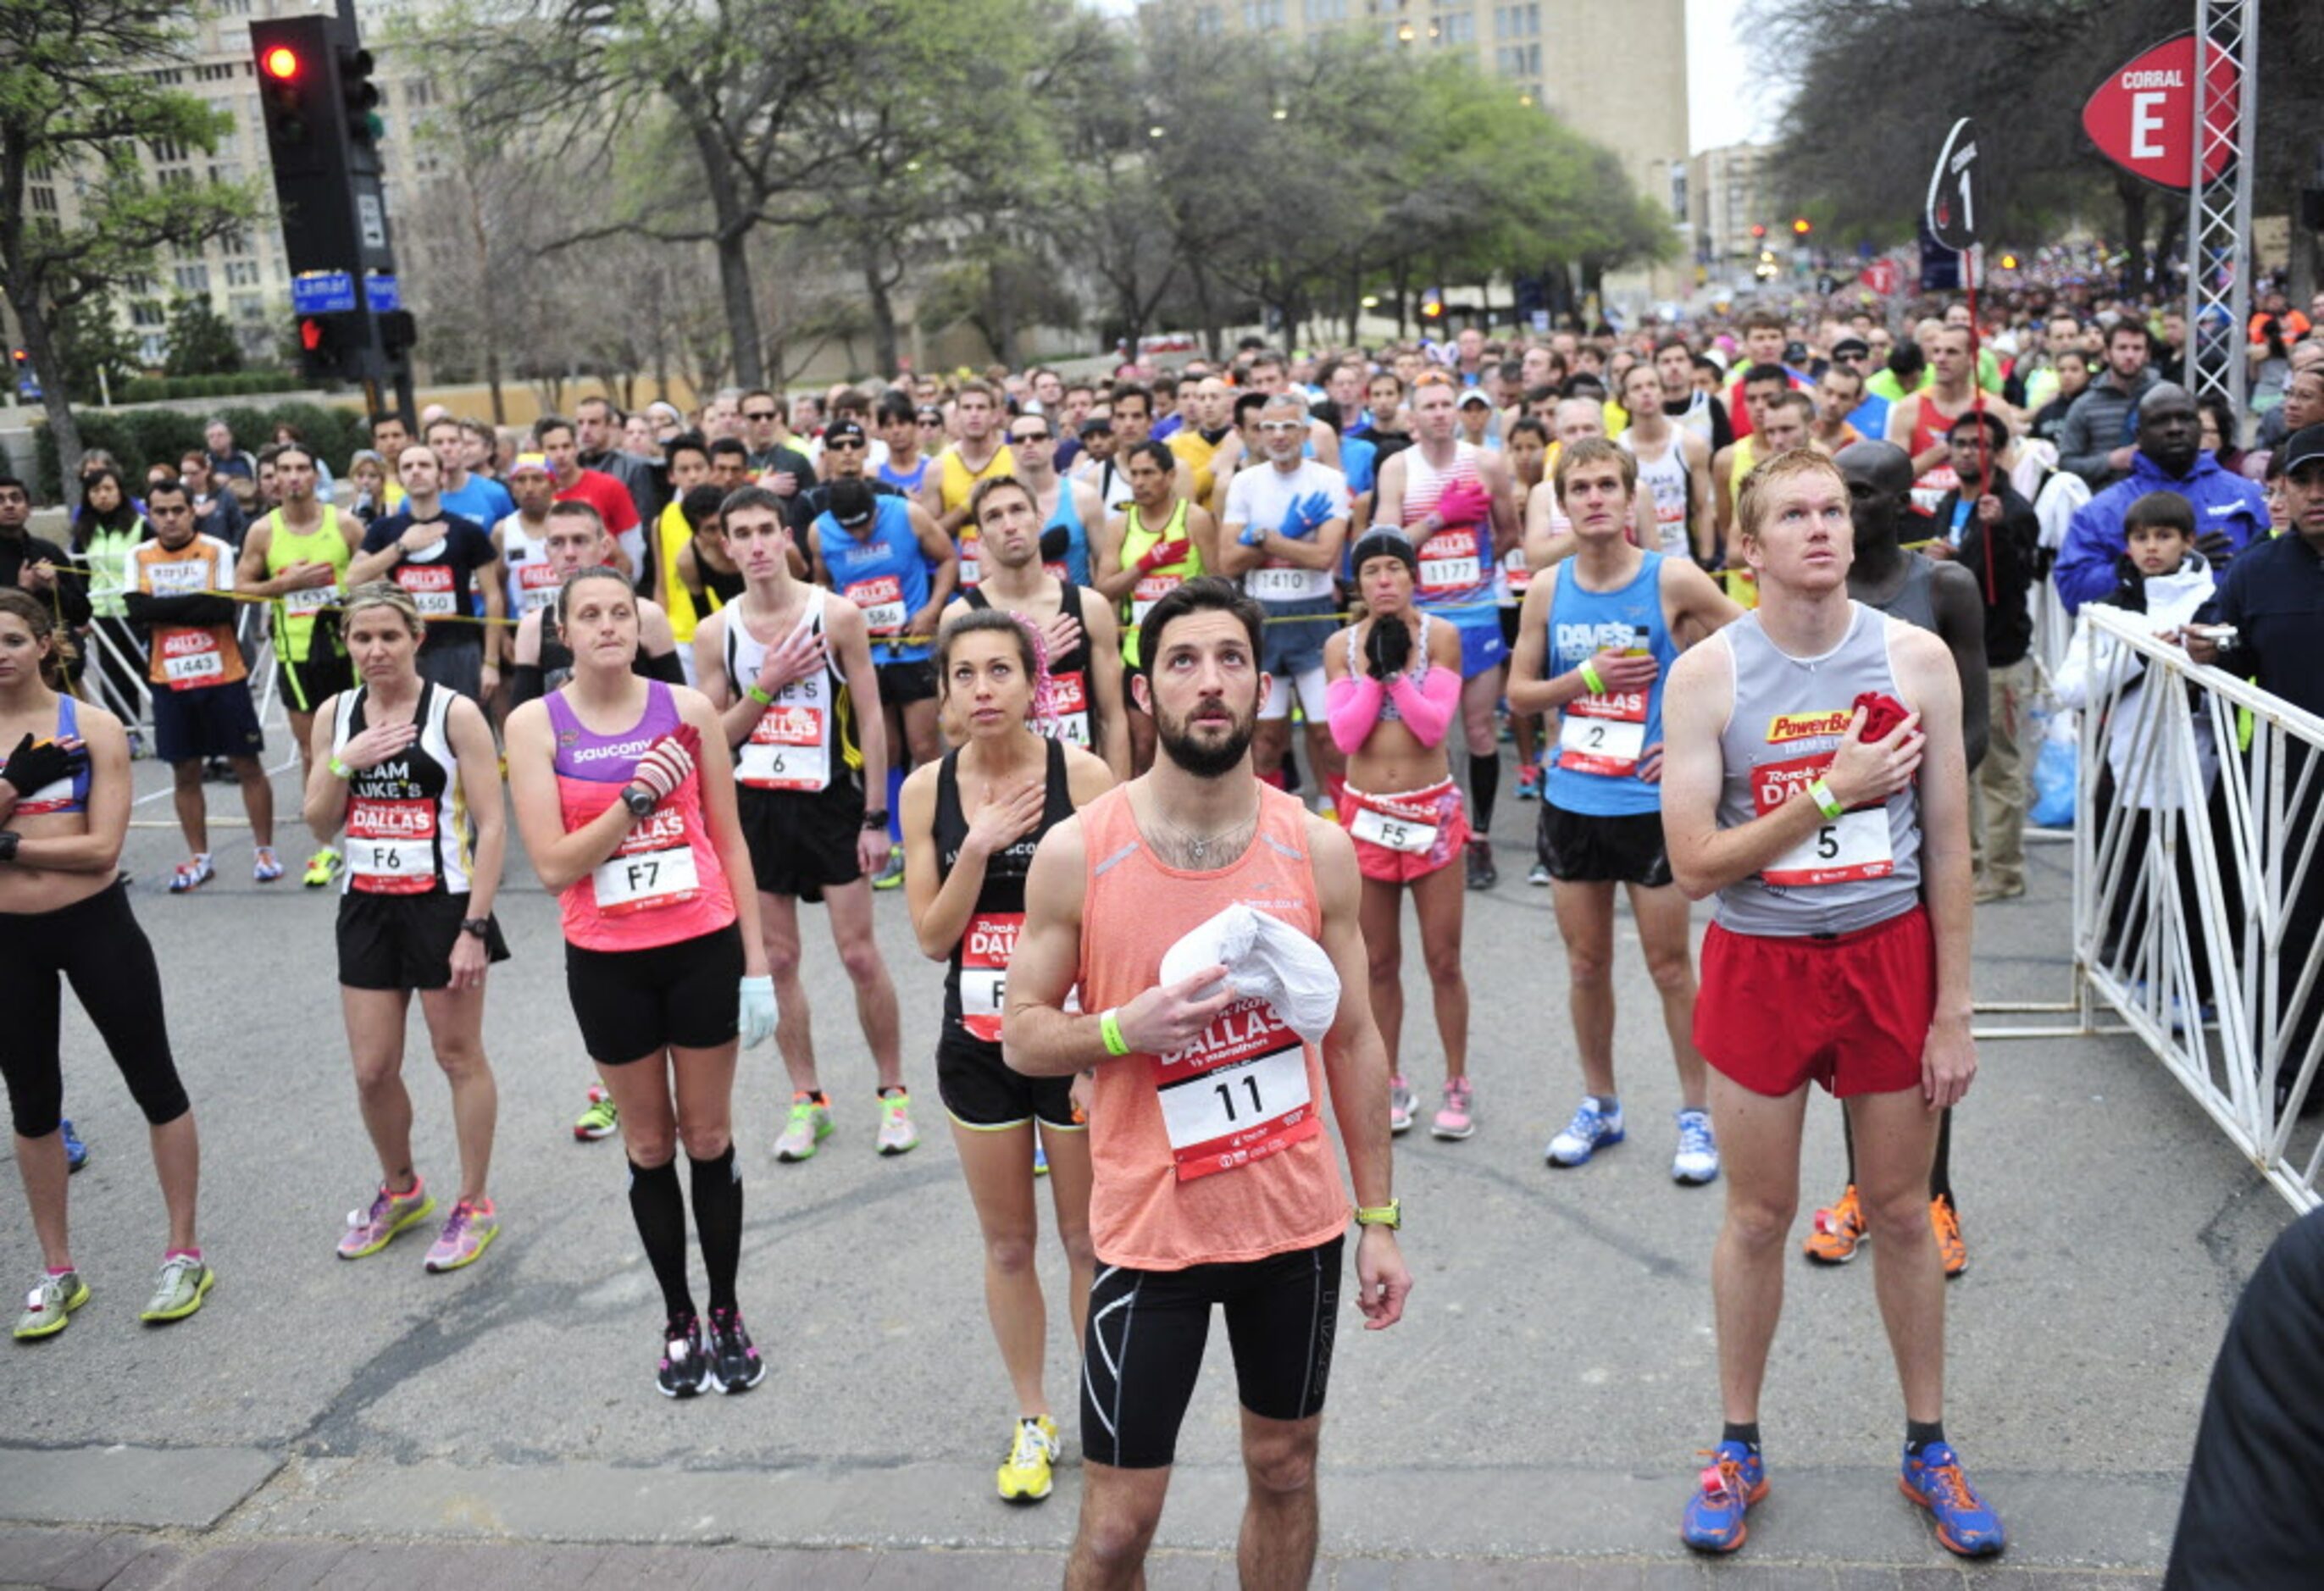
left=2028, top=700, right=2077, bottom=829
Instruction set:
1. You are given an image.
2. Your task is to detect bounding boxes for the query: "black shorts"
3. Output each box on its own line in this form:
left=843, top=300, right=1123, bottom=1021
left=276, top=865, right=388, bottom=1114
left=875, top=657, right=937, bottom=706
left=337, top=890, right=510, bottom=991
left=1081, top=1235, right=1344, bottom=1469
left=1537, top=800, right=1673, bottom=887
left=564, top=923, right=745, bottom=1063
left=736, top=780, right=864, bottom=902
left=1498, top=604, right=1522, bottom=651
left=276, top=648, right=352, bottom=717
left=416, top=640, right=485, bottom=701
left=150, top=680, right=264, bottom=766
left=937, top=1029, right=1081, bottom=1131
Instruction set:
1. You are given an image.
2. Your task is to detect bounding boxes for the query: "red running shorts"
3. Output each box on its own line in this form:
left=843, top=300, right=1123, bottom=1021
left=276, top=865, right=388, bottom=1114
left=1694, top=904, right=1934, bottom=1098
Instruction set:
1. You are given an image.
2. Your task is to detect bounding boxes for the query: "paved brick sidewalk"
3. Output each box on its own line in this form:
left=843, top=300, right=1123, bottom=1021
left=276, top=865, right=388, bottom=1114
left=0, top=1526, right=2164, bottom=1590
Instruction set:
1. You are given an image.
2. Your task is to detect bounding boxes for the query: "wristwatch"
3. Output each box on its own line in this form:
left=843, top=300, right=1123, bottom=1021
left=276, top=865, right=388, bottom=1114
left=459, top=917, right=491, bottom=940
left=861, top=810, right=890, bottom=831
left=619, top=784, right=657, bottom=819
left=1353, top=1199, right=1401, bottom=1231
left=0, top=830, right=19, bottom=864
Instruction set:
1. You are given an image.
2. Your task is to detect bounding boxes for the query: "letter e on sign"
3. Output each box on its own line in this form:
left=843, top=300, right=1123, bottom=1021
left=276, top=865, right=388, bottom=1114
left=2083, top=33, right=2239, bottom=192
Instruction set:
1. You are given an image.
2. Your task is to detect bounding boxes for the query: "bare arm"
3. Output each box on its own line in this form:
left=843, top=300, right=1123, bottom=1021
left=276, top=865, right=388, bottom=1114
left=1927, top=563, right=1990, bottom=769
left=1372, top=451, right=1406, bottom=530
left=1480, top=452, right=1521, bottom=558
left=1090, top=514, right=1137, bottom=603
left=1895, top=624, right=1977, bottom=1106
left=502, top=699, right=642, bottom=893
left=302, top=694, right=350, bottom=840
left=446, top=695, right=507, bottom=920
left=1523, top=478, right=1575, bottom=571
left=1503, top=572, right=1582, bottom=715
left=1082, top=601, right=1133, bottom=780
left=911, top=502, right=959, bottom=629
left=1685, top=433, right=1717, bottom=563
left=677, top=686, right=767, bottom=977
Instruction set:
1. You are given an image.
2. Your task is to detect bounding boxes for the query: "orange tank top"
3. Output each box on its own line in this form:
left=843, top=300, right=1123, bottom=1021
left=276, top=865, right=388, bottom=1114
left=1077, top=781, right=1350, bottom=1271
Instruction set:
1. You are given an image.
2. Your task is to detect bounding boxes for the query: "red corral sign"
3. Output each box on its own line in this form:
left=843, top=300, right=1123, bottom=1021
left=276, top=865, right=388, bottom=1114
left=2083, top=33, right=2239, bottom=191
left=1859, top=259, right=1900, bottom=297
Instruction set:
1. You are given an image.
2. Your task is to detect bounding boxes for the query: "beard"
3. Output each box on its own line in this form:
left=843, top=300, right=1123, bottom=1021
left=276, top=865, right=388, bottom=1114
left=1156, top=695, right=1256, bottom=779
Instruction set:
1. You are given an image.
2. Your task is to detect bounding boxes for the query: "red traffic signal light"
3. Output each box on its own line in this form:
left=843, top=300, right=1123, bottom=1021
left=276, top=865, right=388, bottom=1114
left=1792, top=217, right=1812, bottom=236
left=299, top=317, right=325, bottom=352
left=262, top=44, right=301, bottom=80
left=1750, top=224, right=1767, bottom=239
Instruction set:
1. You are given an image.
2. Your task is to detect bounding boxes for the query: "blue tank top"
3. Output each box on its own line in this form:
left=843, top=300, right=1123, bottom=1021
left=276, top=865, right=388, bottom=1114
left=877, top=457, right=929, bottom=495
left=1544, top=551, right=1676, bottom=818
left=14, top=696, right=90, bottom=817
left=814, top=496, right=934, bottom=664
left=1042, top=482, right=1092, bottom=586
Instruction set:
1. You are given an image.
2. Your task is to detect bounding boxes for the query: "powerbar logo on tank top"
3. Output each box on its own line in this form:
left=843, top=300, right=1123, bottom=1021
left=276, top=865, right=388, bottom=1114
left=1766, top=710, right=1851, bottom=744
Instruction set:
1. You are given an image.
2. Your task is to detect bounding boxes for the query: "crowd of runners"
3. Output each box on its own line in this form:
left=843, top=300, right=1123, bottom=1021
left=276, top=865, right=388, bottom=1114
left=10, top=282, right=2322, bottom=1579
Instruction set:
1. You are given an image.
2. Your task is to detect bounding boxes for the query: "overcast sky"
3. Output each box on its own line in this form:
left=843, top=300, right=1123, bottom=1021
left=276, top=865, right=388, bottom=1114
left=1688, top=0, right=1783, bottom=152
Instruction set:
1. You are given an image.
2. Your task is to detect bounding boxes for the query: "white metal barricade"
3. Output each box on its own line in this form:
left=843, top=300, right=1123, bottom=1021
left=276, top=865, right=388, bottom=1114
left=2061, top=607, right=2324, bottom=1212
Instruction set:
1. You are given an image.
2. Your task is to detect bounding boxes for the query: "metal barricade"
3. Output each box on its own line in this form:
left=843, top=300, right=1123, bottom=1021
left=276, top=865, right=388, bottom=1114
left=2065, top=607, right=2324, bottom=1212
left=74, top=586, right=297, bottom=807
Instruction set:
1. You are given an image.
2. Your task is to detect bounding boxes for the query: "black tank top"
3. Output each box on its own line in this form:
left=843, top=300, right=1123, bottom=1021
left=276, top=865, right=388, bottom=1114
left=962, top=581, right=1097, bottom=749
left=692, top=539, right=746, bottom=609
left=935, top=735, right=1074, bottom=1045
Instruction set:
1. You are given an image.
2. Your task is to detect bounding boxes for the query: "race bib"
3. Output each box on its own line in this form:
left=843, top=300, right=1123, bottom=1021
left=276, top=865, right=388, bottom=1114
left=592, top=809, right=702, bottom=914
left=1557, top=682, right=1650, bottom=777
left=395, top=563, right=458, bottom=618
left=514, top=562, right=560, bottom=613
left=345, top=796, right=439, bottom=895
left=158, top=629, right=225, bottom=690
left=957, top=530, right=981, bottom=590
left=1047, top=670, right=1090, bottom=746
left=1151, top=996, right=1318, bottom=1182
left=738, top=703, right=830, bottom=791
left=1417, top=529, right=1481, bottom=599
left=1752, top=754, right=1894, bottom=886
left=844, top=574, right=906, bottom=635
left=1131, top=572, right=1182, bottom=628
left=1248, top=564, right=1322, bottom=601
left=1910, top=463, right=1960, bottom=519
left=1501, top=544, right=1531, bottom=600
left=1349, top=800, right=1437, bottom=855
left=284, top=583, right=340, bottom=618
left=144, top=559, right=208, bottom=594
left=958, top=911, right=1021, bottom=1044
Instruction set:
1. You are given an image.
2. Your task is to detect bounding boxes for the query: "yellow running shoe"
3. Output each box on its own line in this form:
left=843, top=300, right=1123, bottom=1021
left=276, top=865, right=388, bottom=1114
left=997, top=1414, right=1060, bottom=1505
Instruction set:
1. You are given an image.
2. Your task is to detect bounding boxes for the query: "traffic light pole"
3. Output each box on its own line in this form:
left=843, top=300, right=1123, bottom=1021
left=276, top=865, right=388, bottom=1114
left=2184, top=0, right=2258, bottom=417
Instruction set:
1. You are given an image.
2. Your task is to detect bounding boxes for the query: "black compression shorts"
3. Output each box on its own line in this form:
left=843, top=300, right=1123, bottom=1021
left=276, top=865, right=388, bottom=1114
left=564, top=923, right=744, bottom=1063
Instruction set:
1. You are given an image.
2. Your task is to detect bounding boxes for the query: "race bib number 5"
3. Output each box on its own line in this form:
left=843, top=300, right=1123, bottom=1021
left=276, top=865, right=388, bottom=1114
left=1752, top=753, right=1894, bottom=886
left=1151, top=996, right=1318, bottom=1181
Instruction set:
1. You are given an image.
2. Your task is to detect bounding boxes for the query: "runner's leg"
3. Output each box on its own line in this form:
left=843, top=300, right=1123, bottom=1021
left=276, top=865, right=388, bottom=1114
left=415, top=984, right=497, bottom=1206
left=1068, top=1464, right=1173, bottom=1591
left=952, top=1118, right=1056, bottom=1416
left=1629, top=881, right=1710, bottom=1110
left=594, top=1051, right=693, bottom=1320
left=1461, top=668, right=1500, bottom=828
left=758, top=890, right=820, bottom=1095
left=229, top=755, right=275, bottom=851
left=1707, top=1070, right=1809, bottom=1423
left=671, top=1041, right=741, bottom=1312
left=824, top=879, right=904, bottom=1092
left=1552, top=879, right=1620, bottom=1097
left=170, top=759, right=208, bottom=856
left=1410, top=859, right=1470, bottom=1082
left=1358, top=878, right=1406, bottom=1075
left=1846, top=1087, right=1946, bottom=1422
left=342, top=985, right=420, bottom=1193
left=1238, top=1408, right=1324, bottom=1591
left=1038, top=1118, right=1096, bottom=1344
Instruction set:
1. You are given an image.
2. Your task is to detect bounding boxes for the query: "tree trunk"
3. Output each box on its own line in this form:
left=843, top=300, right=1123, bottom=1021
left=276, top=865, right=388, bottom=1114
left=485, top=345, right=506, bottom=425
left=862, top=244, right=901, bottom=377
left=675, top=101, right=763, bottom=390
left=13, top=292, right=85, bottom=508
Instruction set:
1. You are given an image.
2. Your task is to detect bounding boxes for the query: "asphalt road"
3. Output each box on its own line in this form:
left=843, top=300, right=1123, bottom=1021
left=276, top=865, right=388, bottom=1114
left=0, top=743, right=2297, bottom=1582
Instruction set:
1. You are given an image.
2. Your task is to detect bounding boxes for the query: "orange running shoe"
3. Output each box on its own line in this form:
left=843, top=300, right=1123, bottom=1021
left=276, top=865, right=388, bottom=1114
left=1802, top=1184, right=1866, bottom=1265
left=1931, top=1193, right=1966, bottom=1278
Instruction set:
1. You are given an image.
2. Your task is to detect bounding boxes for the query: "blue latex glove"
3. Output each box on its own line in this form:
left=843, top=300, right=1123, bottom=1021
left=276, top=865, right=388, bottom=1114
left=740, top=976, right=777, bottom=1048
left=1240, top=522, right=1267, bottom=547
left=1282, top=491, right=1334, bottom=539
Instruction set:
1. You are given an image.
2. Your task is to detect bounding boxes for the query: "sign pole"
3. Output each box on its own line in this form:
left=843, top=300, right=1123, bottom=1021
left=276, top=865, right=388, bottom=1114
left=1926, top=118, right=1995, bottom=601
left=2180, top=0, right=2260, bottom=417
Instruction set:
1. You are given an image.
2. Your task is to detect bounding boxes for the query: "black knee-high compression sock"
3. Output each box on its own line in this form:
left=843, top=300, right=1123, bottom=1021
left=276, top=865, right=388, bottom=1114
left=690, top=1145, right=744, bottom=1315
left=1842, top=1106, right=1857, bottom=1187
left=1468, top=751, right=1500, bottom=833
left=1929, top=1106, right=1954, bottom=1204
left=626, top=1158, right=696, bottom=1322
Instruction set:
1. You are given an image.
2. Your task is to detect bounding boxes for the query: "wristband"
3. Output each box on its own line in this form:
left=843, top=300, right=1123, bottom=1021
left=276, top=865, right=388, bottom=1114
left=1099, top=1007, right=1129, bottom=1057
left=1578, top=659, right=1606, bottom=696
left=745, top=683, right=775, bottom=707
left=0, top=830, right=19, bottom=865
left=329, top=756, right=353, bottom=780
left=1808, top=779, right=1846, bottom=821
left=1354, top=1199, right=1401, bottom=1230
left=861, top=810, right=890, bottom=831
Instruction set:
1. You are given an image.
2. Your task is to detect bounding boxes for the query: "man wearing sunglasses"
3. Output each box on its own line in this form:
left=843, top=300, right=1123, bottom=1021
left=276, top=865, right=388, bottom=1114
left=1004, top=418, right=1102, bottom=588
left=740, top=388, right=818, bottom=518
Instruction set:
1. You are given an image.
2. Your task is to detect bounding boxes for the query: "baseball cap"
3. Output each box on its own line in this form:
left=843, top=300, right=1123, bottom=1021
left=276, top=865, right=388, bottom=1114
left=2281, top=424, right=2324, bottom=477
left=1832, top=336, right=1872, bottom=359
left=508, top=452, right=551, bottom=476
left=1456, top=388, right=1492, bottom=408
left=1783, top=340, right=1811, bottom=366
left=826, top=477, right=876, bottom=530
left=823, top=419, right=868, bottom=450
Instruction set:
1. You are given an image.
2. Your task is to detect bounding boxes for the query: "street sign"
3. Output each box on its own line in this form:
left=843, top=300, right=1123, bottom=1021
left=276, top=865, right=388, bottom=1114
left=1925, top=118, right=1981, bottom=254
left=2083, top=33, right=2240, bottom=192
left=291, top=269, right=357, bottom=314
left=1859, top=259, right=1901, bottom=297
left=363, top=273, right=400, bottom=311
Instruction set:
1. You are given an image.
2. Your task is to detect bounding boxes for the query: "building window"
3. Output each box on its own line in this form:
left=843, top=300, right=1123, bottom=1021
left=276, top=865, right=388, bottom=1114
left=1434, top=11, right=1473, bottom=45
left=1305, top=0, right=1348, bottom=19
left=1494, top=3, right=1538, bottom=36
left=1194, top=5, right=1223, bottom=34
left=230, top=293, right=265, bottom=324
left=130, top=300, right=167, bottom=329
left=150, top=137, right=186, bottom=163
left=405, top=78, right=436, bottom=108
left=225, top=259, right=262, bottom=287
left=1494, top=42, right=1539, bottom=75
left=1241, top=0, right=1284, bottom=28
left=172, top=263, right=210, bottom=293
left=30, top=186, right=55, bottom=214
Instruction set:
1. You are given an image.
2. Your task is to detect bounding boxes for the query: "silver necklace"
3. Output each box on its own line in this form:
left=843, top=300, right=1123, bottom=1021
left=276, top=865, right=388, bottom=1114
left=1148, top=799, right=1257, bottom=865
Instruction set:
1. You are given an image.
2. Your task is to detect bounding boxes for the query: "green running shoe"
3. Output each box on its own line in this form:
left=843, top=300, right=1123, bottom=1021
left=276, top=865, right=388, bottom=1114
left=574, top=1084, right=618, bottom=1141
left=774, top=1093, right=834, bottom=1161
left=139, top=1255, right=214, bottom=1323
left=14, top=1270, right=90, bottom=1340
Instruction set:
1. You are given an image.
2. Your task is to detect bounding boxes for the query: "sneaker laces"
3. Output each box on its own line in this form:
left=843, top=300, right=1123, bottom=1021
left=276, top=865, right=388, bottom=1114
left=1011, top=1418, right=1053, bottom=1465
left=1694, top=1451, right=1746, bottom=1503
left=1919, top=1452, right=1978, bottom=1511
left=438, top=1205, right=473, bottom=1245
left=1678, top=1114, right=1715, bottom=1155
left=1561, top=1103, right=1601, bottom=1143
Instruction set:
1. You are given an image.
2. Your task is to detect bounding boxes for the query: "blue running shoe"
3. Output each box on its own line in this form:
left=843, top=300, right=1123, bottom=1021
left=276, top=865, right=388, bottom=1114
left=1900, top=1441, right=2005, bottom=1557
left=59, top=1119, right=87, bottom=1174
left=1545, top=1097, right=1625, bottom=1167
left=1681, top=1440, right=1767, bottom=1554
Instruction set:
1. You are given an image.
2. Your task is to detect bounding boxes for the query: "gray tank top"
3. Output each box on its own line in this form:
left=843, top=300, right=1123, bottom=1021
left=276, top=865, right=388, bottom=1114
left=1872, top=552, right=1939, bottom=634
left=1713, top=603, right=1922, bottom=938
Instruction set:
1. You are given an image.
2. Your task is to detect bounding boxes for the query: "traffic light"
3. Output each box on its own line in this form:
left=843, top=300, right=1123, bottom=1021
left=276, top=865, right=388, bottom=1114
left=296, top=312, right=367, bottom=381
left=340, top=45, right=381, bottom=149
left=1792, top=217, right=1812, bottom=236
left=1421, top=288, right=1444, bottom=319
left=1750, top=224, right=1767, bottom=240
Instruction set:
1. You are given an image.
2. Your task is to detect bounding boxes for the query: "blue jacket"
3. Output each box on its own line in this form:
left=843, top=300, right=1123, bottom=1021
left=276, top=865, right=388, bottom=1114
left=2054, top=451, right=2270, bottom=614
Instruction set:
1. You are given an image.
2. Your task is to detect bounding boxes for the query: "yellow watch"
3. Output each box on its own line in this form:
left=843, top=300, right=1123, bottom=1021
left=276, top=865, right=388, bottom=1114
left=1353, top=1199, right=1401, bottom=1230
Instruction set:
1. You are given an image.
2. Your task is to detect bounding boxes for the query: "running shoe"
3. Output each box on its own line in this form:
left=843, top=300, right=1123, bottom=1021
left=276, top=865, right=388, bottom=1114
left=1431, top=1077, right=1476, bottom=1140
left=13, top=1270, right=90, bottom=1341
left=705, top=1306, right=767, bottom=1393
left=1527, top=860, right=1552, bottom=887
left=657, top=1315, right=712, bottom=1398
left=1545, top=1097, right=1625, bottom=1167
left=1464, top=839, right=1498, bottom=890
left=1515, top=763, right=1542, bottom=801
left=875, top=1089, right=919, bottom=1156
left=774, top=1093, right=834, bottom=1161
left=302, top=845, right=342, bottom=888
left=870, top=846, right=906, bottom=891
left=1033, top=1141, right=1050, bottom=1178
left=337, top=1177, right=435, bottom=1260
left=138, top=1254, right=214, bottom=1323
left=1802, top=1184, right=1866, bottom=1265
left=1899, top=1441, right=2005, bottom=1557
left=573, top=1084, right=618, bottom=1142
left=125, top=727, right=147, bottom=761
left=252, top=846, right=284, bottom=884
left=1388, top=1074, right=1417, bottom=1136
left=424, top=1199, right=499, bottom=1273
left=1672, top=1108, right=1720, bottom=1185
left=168, top=855, right=215, bottom=895
left=997, top=1414, right=1061, bottom=1505
left=59, top=1118, right=87, bottom=1173
left=1680, top=1440, right=1767, bottom=1554
left=1932, top=1194, right=1967, bottom=1279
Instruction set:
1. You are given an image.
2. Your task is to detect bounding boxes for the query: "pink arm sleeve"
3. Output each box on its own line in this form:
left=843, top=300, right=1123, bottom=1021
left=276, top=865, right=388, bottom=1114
left=1326, top=674, right=1388, bottom=755
left=1387, top=667, right=1461, bottom=748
